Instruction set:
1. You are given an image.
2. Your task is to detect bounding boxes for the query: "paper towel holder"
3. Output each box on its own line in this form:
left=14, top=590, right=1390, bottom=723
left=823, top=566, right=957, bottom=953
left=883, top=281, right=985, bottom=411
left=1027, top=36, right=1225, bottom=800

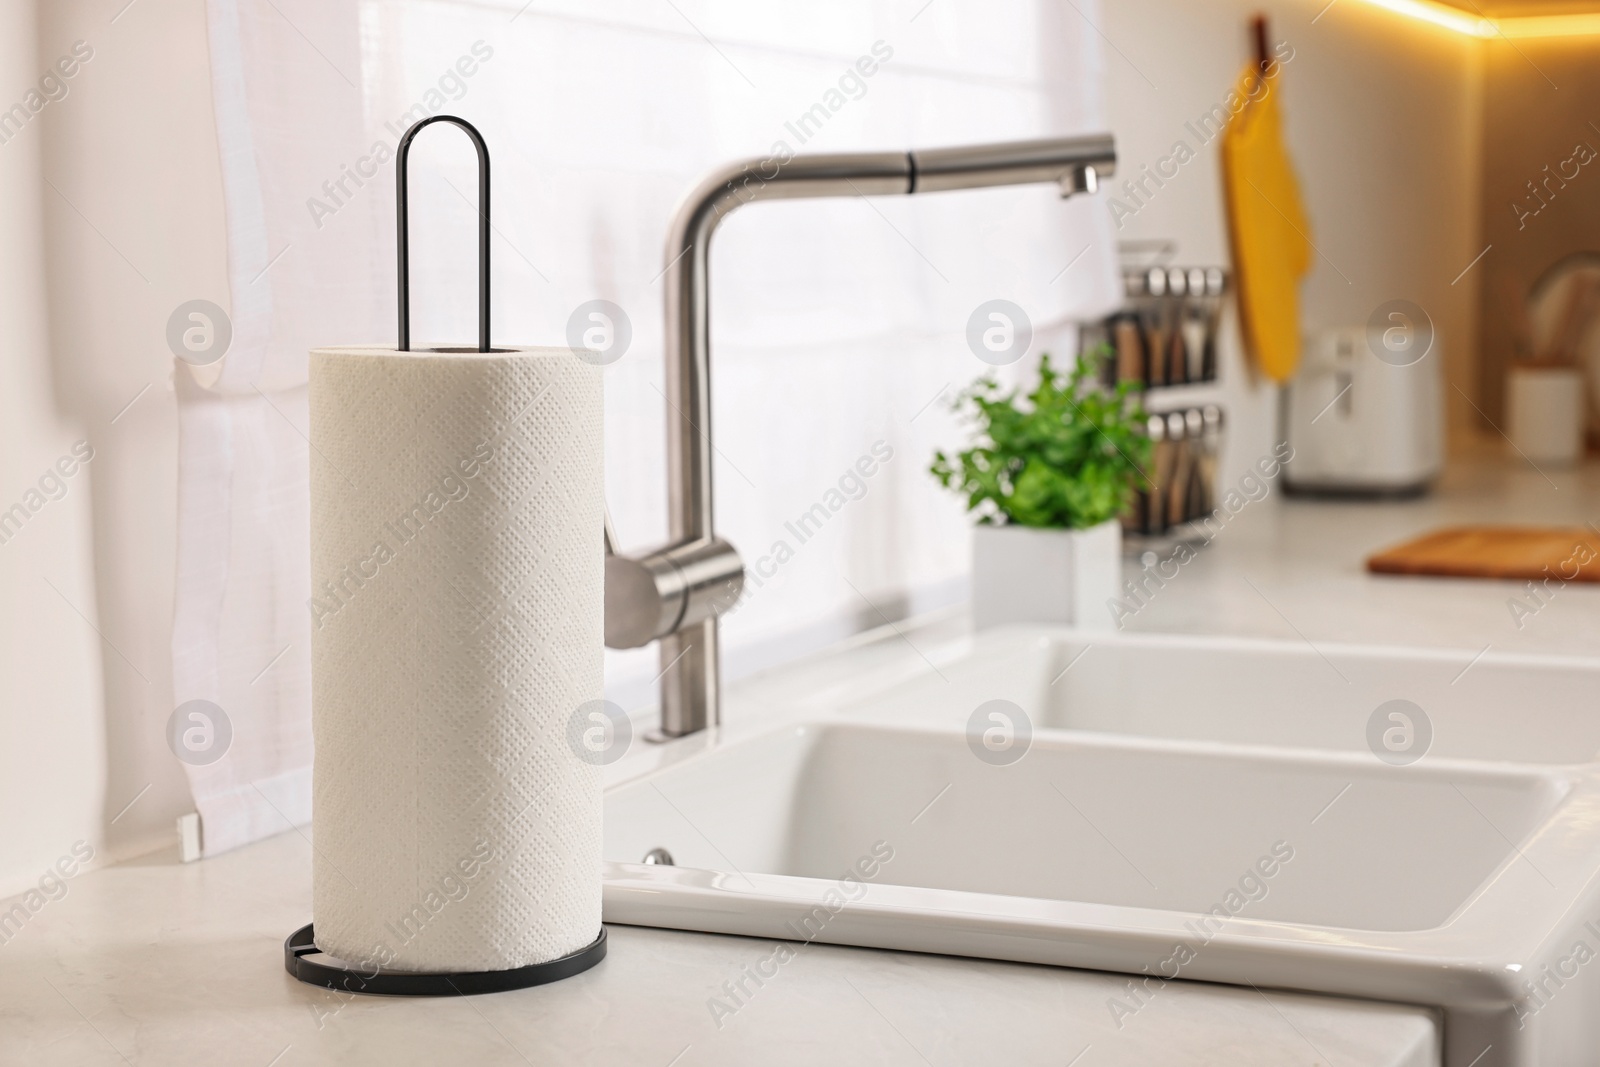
left=286, top=116, right=608, bottom=996
left=396, top=113, right=497, bottom=354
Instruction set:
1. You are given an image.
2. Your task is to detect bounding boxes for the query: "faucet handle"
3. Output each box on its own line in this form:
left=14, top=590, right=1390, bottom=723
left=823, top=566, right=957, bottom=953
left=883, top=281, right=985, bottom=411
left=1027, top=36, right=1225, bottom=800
left=605, top=537, right=744, bottom=649
left=603, top=507, right=619, bottom=556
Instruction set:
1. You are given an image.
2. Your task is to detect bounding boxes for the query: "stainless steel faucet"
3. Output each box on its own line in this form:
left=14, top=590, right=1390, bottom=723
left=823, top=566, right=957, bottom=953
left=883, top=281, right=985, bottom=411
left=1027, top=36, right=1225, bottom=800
left=605, top=134, right=1118, bottom=738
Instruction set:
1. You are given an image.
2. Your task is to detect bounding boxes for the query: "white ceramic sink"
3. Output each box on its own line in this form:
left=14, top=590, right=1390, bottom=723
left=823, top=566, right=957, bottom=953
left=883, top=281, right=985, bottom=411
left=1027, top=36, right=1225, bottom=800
left=610, top=723, right=1563, bottom=932
left=602, top=623, right=1600, bottom=1067
left=836, top=627, right=1600, bottom=764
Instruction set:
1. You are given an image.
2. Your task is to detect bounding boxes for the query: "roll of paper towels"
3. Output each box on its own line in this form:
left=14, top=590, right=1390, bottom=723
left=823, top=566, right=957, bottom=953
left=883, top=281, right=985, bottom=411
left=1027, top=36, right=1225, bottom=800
left=308, top=345, right=603, bottom=973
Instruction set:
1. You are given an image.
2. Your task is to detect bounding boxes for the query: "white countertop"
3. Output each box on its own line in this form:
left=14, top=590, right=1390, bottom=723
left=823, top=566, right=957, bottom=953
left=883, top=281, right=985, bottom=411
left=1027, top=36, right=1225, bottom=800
left=1123, top=443, right=1600, bottom=658
left=16, top=447, right=1590, bottom=1067
left=4, top=831, right=1436, bottom=1066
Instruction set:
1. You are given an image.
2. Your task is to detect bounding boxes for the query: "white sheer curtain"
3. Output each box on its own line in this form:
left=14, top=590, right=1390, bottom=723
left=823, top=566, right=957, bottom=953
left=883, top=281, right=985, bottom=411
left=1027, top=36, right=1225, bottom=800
left=180, top=0, right=1117, bottom=854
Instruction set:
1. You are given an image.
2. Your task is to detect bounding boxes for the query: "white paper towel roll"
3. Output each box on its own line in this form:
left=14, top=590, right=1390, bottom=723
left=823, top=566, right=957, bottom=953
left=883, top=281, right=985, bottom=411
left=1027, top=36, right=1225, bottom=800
left=308, top=344, right=602, bottom=973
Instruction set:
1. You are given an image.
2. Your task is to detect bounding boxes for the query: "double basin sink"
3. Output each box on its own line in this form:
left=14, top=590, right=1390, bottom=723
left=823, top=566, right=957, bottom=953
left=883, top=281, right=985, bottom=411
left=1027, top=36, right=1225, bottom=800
left=600, top=622, right=1600, bottom=1066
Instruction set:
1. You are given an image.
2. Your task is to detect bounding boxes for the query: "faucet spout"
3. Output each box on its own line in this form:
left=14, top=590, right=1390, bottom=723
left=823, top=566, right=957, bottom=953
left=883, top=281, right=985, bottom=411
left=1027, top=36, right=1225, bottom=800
left=907, top=134, right=1114, bottom=195
left=606, top=134, right=1117, bottom=739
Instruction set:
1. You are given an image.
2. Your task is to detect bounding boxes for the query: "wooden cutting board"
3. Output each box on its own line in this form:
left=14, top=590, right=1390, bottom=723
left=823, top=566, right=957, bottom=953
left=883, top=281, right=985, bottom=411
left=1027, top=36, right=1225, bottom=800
left=1367, top=526, right=1600, bottom=582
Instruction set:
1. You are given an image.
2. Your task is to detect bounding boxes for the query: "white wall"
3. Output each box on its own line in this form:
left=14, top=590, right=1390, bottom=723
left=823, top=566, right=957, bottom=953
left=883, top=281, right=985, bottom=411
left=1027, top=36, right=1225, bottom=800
left=1100, top=0, right=1483, bottom=469
left=0, top=0, right=105, bottom=896
left=19, top=0, right=225, bottom=881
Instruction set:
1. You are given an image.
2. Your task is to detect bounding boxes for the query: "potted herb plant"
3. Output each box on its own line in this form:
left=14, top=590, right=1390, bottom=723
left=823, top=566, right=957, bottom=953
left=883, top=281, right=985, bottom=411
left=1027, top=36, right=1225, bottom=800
left=931, top=349, right=1150, bottom=630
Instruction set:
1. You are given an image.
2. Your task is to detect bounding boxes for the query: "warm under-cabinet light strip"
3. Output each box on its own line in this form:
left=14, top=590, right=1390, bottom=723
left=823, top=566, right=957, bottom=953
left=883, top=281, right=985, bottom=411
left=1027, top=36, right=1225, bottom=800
left=1494, top=11, right=1600, bottom=36
left=1355, top=0, right=1600, bottom=37
left=1356, top=0, right=1496, bottom=36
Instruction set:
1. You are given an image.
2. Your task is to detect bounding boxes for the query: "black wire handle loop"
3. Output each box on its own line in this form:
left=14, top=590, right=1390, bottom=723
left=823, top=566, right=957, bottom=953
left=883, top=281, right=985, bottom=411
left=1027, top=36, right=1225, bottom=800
left=396, top=115, right=491, bottom=352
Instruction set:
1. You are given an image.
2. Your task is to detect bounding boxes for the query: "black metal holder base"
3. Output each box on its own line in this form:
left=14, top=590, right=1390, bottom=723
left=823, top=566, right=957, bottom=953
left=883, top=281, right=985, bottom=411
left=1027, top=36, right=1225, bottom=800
left=284, top=923, right=606, bottom=996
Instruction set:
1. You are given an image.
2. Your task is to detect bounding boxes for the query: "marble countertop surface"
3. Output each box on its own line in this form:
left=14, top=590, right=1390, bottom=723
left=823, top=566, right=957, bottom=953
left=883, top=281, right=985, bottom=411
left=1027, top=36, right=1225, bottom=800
left=16, top=445, right=1593, bottom=1067
left=4, top=831, right=1437, bottom=1066
left=1122, top=444, right=1600, bottom=658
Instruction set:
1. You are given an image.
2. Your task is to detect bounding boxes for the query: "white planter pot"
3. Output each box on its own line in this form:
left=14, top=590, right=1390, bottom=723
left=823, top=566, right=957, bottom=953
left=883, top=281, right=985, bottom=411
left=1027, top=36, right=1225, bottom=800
left=972, top=519, right=1121, bottom=631
left=1507, top=366, right=1584, bottom=467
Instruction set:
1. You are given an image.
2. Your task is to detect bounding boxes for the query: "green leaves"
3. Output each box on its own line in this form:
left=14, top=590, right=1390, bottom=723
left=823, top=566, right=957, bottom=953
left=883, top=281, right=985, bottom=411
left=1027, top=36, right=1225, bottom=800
left=930, top=348, right=1151, bottom=530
